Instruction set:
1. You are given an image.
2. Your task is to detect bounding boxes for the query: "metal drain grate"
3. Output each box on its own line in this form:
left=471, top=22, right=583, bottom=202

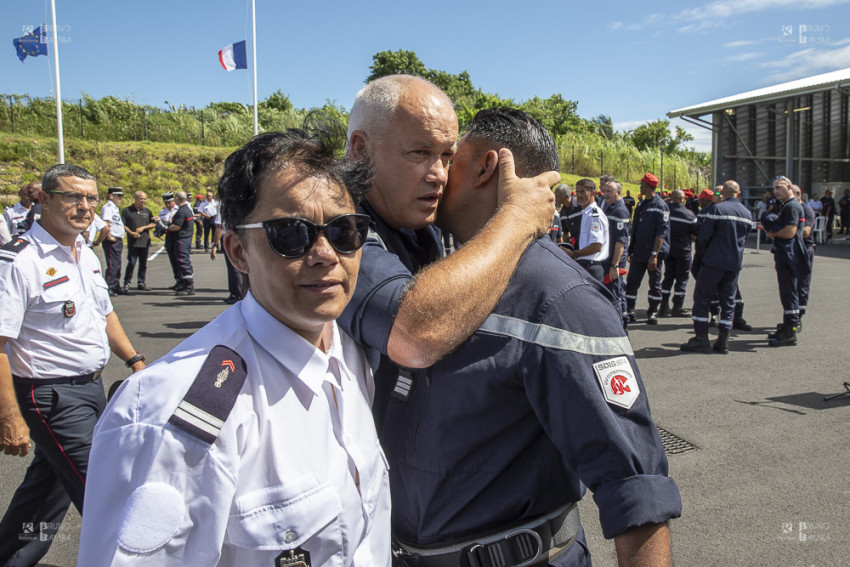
left=657, top=427, right=698, bottom=455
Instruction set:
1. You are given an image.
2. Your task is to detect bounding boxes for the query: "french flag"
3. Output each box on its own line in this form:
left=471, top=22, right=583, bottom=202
left=219, top=40, right=248, bottom=72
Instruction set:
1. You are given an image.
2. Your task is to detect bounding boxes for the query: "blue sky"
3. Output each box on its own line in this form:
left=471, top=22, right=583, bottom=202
left=4, top=0, right=850, bottom=151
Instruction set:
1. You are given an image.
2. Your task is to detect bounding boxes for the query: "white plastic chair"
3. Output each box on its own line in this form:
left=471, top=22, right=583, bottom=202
left=812, top=215, right=828, bottom=244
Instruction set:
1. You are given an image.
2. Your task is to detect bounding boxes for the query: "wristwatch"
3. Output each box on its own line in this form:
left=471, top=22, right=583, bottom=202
left=650, top=251, right=658, bottom=256
left=125, top=352, right=145, bottom=367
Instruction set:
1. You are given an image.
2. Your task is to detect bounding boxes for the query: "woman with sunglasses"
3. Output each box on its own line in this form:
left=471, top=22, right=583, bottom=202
left=79, top=129, right=391, bottom=566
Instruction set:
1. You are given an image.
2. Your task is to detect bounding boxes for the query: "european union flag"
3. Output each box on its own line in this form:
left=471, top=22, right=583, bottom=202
left=13, top=25, right=48, bottom=62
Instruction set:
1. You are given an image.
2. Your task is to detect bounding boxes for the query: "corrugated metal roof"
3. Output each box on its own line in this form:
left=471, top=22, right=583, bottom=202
left=668, top=67, right=850, bottom=118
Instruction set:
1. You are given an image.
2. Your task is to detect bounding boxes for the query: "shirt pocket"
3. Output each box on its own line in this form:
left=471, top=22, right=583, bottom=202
left=226, top=475, right=344, bottom=564
left=32, top=283, right=80, bottom=332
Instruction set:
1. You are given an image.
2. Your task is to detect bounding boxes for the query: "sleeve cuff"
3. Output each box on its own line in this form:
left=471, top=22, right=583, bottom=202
left=593, top=474, right=682, bottom=539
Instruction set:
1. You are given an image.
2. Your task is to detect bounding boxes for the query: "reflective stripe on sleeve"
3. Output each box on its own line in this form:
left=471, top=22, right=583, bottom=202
left=479, top=313, right=634, bottom=356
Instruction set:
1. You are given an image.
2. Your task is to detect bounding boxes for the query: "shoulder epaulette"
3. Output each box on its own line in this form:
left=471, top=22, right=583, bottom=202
left=168, top=345, right=248, bottom=444
left=0, top=238, right=30, bottom=262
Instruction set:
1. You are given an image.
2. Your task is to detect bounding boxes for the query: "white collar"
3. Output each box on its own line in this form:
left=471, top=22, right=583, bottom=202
left=239, top=292, right=351, bottom=397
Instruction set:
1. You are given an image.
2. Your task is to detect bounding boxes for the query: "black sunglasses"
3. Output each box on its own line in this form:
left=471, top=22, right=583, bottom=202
left=236, top=214, right=370, bottom=258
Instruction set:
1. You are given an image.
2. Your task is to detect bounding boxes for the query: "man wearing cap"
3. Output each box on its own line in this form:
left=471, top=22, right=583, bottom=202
left=121, top=191, right=156, bottom=292
left=0, top=164, right=146, bottom=565
left=157, top=192, right=181, bottom=290
left=681, top=181, right=753, bottom=354
left=167, top=191, right=195, bottom=295
left=658, top=190, right=697, bottom=318
left=100, top=187, right=127, bottom=296
left=625, top=173, right=669, bottom=324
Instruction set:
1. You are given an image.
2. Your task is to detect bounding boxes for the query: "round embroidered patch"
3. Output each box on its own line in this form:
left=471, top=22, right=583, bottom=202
left=117, top=483, right=185, bottom=553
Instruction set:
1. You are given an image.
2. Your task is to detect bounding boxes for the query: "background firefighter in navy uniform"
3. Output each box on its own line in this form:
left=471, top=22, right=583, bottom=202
left=0, top=164, right=145, bottom=567
left=624, top=172, right=670, bottom=325
left=658, top=189, right=696, bottom=317
left=166, top=191, right=195, bottom=295
left=601, top=180, right=630, bottom=329
left=762, top=176, right=810, bottom=347
left=680, top=181, right=753, bottom=354
left=561, top=179, right=609, bottom=283
left=100, top=186, right=126, bottom=296
left=793, top=185, right=816, bottom=329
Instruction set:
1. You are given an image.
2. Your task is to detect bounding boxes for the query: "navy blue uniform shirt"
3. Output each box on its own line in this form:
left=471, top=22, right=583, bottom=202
left=338, top=199, right=442, bottom=428
left=667, top=202, right=697, bottom=253
left=772, top=198, right=808, bottom=269
left=628, top=195, right=670, bottom=261
left=802, top=202, right=816, bottom=250
left=603, top=199, right=630, bottom=268
left=698, top=197, right=754, bottom=272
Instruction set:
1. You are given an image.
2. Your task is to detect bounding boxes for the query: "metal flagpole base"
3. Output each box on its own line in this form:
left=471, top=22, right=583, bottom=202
left=823, top=381, right=850, bottom=401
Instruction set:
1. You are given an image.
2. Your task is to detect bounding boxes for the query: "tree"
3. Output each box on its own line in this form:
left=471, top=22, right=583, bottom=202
left=629, top=119, right=694, bottom=154
left=260, top=90, right=293, bottom=112
left=367, top=50, right=427, bottom=82
left=591, top=114, right=614, bottom=139
left=519, top=94, right=584, bottom=137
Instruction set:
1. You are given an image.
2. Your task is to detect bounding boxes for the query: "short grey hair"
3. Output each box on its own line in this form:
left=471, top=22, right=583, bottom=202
left=347, top=74, right=452, bottom=152
left=606, top=181, right=623, bottom=195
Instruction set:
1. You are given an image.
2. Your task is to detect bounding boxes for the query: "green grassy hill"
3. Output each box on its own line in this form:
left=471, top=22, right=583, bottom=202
left=1, top=133, right=234, bottom=208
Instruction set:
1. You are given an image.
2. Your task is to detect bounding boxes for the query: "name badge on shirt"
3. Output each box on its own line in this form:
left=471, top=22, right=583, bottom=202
left=275, top=548, right=311, bottom=567
left=63, top=300, right=76, bottom=318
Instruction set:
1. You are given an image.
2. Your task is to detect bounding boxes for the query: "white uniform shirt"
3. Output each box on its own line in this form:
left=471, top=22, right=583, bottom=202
left=101, top=199, right=125, bottom=239
left=79, top=292, right=391, bottom=567
left=4, top=202, right=30, bottom=236
left=199, top=198, right=219, bottom=220
left=85, top=214, right=107, bottom=248
left=578, top=203, right=610, bottom=262
left=158, top=205, right=176, bottom=224
left=0, top=222, right=112, bottom=379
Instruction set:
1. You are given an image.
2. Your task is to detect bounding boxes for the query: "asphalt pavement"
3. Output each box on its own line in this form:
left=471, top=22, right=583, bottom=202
left=2, top=236, right=848, bottom=566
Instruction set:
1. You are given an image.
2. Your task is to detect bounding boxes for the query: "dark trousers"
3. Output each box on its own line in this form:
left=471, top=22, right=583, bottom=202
left=692, top=265, right=739, bottom=334
left=123, top=245, right=149, bottom=286
left=661, top=249, right=691, bottom=306
left=0, top=378, right=106, bottom=566
left=826, top=213, right=835, bottom=237
left=798, top=247, right=815, bottom=316
left=194, top=220, right=203, bottom=248
left=166, top=235, right=180, bottom=284
left=625, top=258, right=664, bottom=313
left=202, top=219, right=214, bottom=250
left=176, top=235, right=194, bottom=284
left=102, top=239, right=123, bottom=292
left=222, top=242, right=243, bottom=299
left=604, top=263, right=628, bottom=327
left=775, top=255, right=801, bottom=327
left=577, top=260, right=605, bottom=283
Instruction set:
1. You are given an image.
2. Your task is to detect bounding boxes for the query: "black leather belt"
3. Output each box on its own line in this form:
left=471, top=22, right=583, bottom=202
left=394, top=503, right=580, bottom=567
left=13, top=369, right=103, bottom=386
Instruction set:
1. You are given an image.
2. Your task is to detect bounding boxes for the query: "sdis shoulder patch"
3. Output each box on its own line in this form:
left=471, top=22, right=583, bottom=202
left=592, top=356, right=640, bottom=410
left=168, top=345, right=248, bottom=444
left=0, top=238, right=29, bottom=262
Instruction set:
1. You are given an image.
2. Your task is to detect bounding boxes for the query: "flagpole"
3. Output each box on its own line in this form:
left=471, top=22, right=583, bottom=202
left=49, top=0, right=65, bottom=163
left=251, top=0, right=258, bottom=136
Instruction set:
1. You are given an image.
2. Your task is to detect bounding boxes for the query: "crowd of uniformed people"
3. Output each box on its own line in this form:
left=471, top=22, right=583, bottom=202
left=0, top=73, right=826, bottom=567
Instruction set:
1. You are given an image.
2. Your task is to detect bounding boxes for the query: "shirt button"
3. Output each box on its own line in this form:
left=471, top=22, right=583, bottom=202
left=284, top=530, right=296, bottom=543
